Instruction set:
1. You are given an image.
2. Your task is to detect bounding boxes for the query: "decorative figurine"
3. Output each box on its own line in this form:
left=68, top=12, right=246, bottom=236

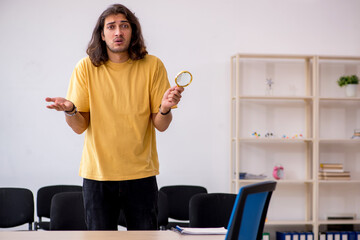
left=265, top=78, right=274, bottom=95
left=273, top=165, right=284, bottom=180
left=352, top=129, right=360, bottom=139
left=282, top=135, right=289, bottom=139
left=265, top=132, right=274, bottom=138
left=252, top=132, right=260, bottom=138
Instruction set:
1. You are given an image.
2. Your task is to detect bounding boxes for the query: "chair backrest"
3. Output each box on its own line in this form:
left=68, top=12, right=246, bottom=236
left=225, top=181, right=277, bottom=240
left=159, top=185, right=207, bottom=220
left=118, top=190, right=169, bottom=230
left=189, top=193, right=237, bottom=228
left=0, top=188, right=34, bottom=230
left=37, top=185, right=82, bottom=219
left=50, top=192, right=87, bottom=230
left=157, top=190, right=169, bottom=229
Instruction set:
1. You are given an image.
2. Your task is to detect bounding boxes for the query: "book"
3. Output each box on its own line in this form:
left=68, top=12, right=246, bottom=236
left=318, top=176, right=351, bottom=180
left=318, top=171, right=350, bottom=177
left=305, top=232, right=314, bottom=240
left=319, top=169, right=345, bottom=173
left=334, top=232, right=341, bottom=240
left=341, top=232, right=348, bottom=240
left=320, top=163, right=343, bottom=169
left=327, top=213, right=355, bottom=220
left=239, top=172, right=267, bottom=179
left=319, top=232, right=326, bottom=240
left=262, top=232, right=270, bottom=240
left=326, top=232, right=334, bottom=240
left=291, top=232, right=299, bottom=240
left=276, top=231, right=292, bottom=240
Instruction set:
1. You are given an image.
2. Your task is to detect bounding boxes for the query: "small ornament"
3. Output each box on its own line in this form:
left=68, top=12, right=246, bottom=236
left=282, top=135, right=289, bottom=139
left=252, top=132, right=261, bottom=138
left=265, top=132, right=274, bottom=138
left=265, top=78, right=274, bottom=95
left=352, top=129, right=360, bottom=139
left=273, top=165, right=284, bottom=180
left=291, top=133, right=304, bottom=139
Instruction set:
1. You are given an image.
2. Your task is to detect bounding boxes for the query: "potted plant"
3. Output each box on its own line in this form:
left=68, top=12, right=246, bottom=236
left=337, top=74, right=359, bottom=97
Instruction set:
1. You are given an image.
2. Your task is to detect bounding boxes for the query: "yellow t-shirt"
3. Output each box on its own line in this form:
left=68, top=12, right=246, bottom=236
left=66, top=55, right=170, bottom=181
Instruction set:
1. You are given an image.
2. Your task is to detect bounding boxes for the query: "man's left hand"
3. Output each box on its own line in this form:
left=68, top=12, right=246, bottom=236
left=160, top=86, right=184, bottom=112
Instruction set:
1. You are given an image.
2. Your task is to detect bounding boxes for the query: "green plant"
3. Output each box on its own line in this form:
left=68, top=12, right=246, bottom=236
left=337, top=75, right=359, bottom=87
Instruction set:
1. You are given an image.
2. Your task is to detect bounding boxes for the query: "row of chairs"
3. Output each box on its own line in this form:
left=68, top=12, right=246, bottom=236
left=0, top=181, right=276, bottom=235
left=0, top=184, right=207, bottom=230
left=0, top=185, right=84, bottom=230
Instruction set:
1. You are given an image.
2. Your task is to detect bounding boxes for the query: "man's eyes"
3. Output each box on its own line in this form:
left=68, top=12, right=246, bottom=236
left=107, top=24, right=130, bottom=30
left=120, top=24, right=130, bottom=29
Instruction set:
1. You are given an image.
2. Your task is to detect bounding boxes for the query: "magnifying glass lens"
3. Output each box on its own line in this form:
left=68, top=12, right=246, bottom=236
left=175, top=71, right=193, bottom=87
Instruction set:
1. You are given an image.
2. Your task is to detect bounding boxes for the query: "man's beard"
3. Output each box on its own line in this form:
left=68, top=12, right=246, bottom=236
left=106, top=43, right=129, bottom=54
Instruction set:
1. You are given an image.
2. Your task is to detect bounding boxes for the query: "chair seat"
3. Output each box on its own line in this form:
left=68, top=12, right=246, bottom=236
left=166, top=221, right=189, bottom=229
left=37, top=221, right=50, bottom=230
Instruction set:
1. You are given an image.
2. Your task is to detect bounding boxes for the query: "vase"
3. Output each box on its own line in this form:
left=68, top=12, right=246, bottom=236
left=345, top=84, right=358, bottom=97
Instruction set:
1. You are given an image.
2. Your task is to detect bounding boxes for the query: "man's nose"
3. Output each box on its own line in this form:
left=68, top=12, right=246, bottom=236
left=115, top=26, right=123, bottom=36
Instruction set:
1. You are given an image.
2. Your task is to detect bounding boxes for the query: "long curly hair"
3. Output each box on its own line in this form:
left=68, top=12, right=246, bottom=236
left=86, top=4, right=148, bottom=67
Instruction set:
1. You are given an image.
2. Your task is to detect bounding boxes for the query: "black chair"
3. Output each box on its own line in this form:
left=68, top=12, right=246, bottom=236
left=118, top=190, right=169, bottom=230
left=189, top=193, right=237, bottom=228
left=50, top=192, right=87, bottom=230
left=35, top=185, right=82, bottom=230
left=0, top=188, right=34, bottom=230
left=225, top=181, right=277, bottom=240
left=159, top=185, right=207, bottom=229
left=157, top=190, right=169, bottom=229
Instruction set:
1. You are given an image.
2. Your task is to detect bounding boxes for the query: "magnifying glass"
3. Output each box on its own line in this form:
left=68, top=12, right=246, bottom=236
left=175, top=71, right=193, bottom=87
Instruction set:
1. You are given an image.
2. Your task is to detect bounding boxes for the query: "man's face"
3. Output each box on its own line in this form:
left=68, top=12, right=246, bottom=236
left=102, top=14, right=132, bottom=54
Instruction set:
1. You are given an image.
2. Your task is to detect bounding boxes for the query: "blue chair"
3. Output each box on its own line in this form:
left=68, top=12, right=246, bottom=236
left=225, top=181, right=277, bottom=240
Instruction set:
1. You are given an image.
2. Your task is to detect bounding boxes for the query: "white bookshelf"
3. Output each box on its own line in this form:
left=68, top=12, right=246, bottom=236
left=230, top=54, right=360, bottom=239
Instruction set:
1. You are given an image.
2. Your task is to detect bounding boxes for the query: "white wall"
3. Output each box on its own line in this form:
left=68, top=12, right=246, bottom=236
left=0, top=0, right=360, bottom=229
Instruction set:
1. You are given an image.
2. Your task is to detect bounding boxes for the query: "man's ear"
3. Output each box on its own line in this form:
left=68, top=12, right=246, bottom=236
left=101, top=31, right=105, bottom=41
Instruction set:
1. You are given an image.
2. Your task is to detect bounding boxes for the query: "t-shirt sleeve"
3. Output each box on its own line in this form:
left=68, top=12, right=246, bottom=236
left=66, top=58, right=90, bottom=112
left=150, top=58, right=171, bottom=113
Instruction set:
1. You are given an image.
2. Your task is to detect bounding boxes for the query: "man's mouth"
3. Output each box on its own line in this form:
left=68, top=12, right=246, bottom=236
left=114, top=38, right=124, bottom=44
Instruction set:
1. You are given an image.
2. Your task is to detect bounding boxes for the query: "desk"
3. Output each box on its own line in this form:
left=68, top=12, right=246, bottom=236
left=0, top=231, right=225, bottom=240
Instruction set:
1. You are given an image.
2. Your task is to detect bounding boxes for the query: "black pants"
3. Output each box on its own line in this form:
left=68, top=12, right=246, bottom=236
left=83, top=176, right=159, bottom=230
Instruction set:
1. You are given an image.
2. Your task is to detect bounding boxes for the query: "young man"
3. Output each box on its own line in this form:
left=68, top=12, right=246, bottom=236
left=45, top=4, right=184, bottom=230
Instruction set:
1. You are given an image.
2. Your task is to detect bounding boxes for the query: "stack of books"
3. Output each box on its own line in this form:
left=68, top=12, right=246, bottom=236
left=319, top=231, right=360, bottom=240
left=276, top=231, right=314, bottom=240
left=318, top=163, right=350, bottom=180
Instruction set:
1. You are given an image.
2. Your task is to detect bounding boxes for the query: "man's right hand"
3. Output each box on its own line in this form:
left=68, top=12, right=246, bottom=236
left=45, top=97, right=74, bottom=112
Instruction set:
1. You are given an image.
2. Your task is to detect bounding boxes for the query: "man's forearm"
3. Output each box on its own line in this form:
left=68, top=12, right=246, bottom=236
left=66, top=112, right=90, bottom=134
left=152, top=111, right=172, bottom=132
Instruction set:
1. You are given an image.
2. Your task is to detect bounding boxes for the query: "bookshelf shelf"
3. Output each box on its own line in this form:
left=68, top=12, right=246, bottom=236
left=266, top=220, right=315, bottom=226
left=236, top=179, right=314, bottom=184
left=319, top=139, right=360, bottom=144
left=319, top=180, right=360, bottom=184
left=236, top=138, right=313, bottom=143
